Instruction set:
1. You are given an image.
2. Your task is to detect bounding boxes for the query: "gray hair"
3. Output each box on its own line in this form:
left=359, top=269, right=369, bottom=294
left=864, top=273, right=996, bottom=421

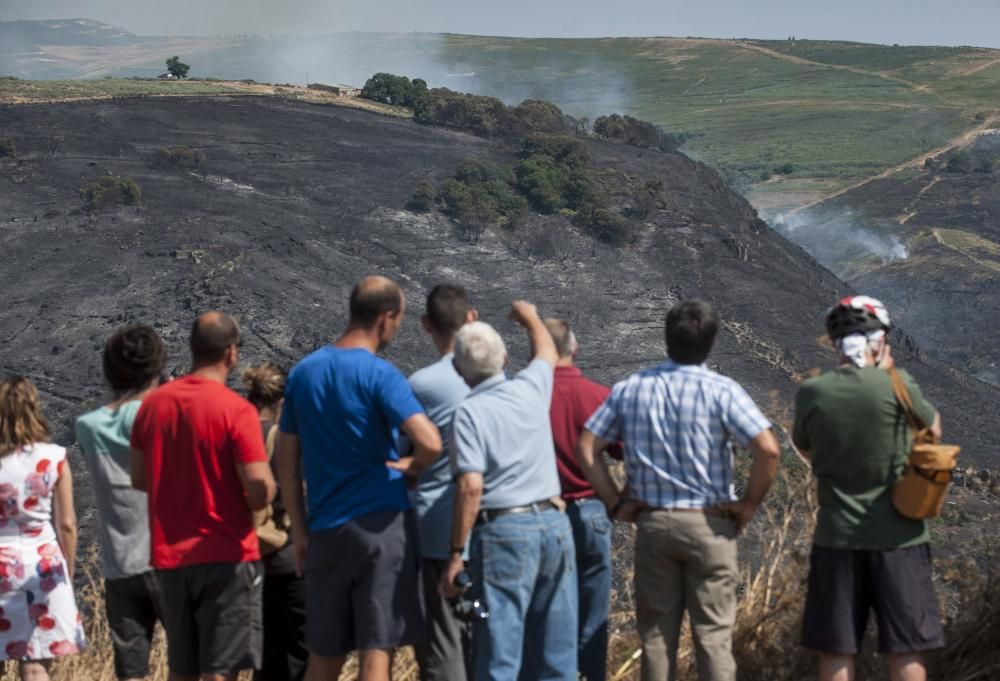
left=454, top=321, right=507, bottom=383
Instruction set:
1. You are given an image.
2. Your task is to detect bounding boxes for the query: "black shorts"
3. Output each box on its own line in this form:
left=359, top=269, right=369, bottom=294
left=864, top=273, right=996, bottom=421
left=305, top=510, right=425, bottom=657
left=156, top=561, right=264, bottom=676
left=105, top=572, right=164, bottom=680
left=802, top=543, right=945, bottom=655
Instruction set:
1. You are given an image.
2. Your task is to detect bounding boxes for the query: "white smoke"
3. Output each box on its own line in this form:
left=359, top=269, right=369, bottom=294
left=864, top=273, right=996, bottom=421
left=770, top=208, right=908, bottom=273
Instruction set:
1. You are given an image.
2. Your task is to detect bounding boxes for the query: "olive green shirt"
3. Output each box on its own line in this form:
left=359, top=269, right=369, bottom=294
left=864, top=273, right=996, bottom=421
left=793, top=366, right=936, bottom=550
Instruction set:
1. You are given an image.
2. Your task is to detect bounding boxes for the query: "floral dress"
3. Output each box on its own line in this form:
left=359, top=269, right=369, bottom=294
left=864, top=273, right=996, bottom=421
left=0, top=443, right=85, bottom=661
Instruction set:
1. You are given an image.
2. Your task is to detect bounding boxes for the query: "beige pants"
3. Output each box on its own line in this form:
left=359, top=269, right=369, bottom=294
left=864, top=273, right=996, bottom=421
left=634, top=510, right=738, bottom=681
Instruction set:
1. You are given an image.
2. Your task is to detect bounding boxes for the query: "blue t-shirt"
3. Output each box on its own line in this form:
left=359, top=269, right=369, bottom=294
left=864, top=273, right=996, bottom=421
left=408, top=354, right=470, bottom=560
left=280, top=346, right=425, bottom=532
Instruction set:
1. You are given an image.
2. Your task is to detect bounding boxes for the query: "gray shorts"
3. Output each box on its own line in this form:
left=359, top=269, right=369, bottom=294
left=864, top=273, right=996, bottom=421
left=305, top=510, right=425, bottom=657
left=105, top=572, right=164, bottom=680
left=156, top=561, right=264, bottom=676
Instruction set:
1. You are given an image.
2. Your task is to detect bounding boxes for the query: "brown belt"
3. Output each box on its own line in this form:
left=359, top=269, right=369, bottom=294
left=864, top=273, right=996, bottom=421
left=647, top=507, right=730, bottom=518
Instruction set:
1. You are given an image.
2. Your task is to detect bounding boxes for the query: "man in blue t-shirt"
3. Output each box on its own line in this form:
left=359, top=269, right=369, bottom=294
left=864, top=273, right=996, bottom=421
left=276, top=275, right=443, bottom=681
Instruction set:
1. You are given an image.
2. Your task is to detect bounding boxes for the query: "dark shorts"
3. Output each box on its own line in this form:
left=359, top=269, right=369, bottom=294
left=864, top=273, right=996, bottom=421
left=105, top=572, right=164, bottom=680
left=802, top=543, right=945, bottom=655
left=305, top=510, right=424, bottom=657
left=157, top=561, right=264, bottom=676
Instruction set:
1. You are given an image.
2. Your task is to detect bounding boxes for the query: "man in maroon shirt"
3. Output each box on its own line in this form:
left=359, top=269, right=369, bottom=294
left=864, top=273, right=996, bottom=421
left=545, top=319, right=623, bottom=681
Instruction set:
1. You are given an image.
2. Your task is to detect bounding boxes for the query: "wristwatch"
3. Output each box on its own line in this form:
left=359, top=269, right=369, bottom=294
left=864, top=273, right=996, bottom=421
left=450, top=545, right=465, bottom=556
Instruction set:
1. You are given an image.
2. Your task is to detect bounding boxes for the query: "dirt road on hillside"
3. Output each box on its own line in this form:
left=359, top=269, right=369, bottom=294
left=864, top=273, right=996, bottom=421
left=787, top=116, right=999, bottom=215
left=736, top=41, right=931, bottom=92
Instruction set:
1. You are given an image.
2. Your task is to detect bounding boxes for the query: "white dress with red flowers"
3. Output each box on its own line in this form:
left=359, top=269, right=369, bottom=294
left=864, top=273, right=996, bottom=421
left=0, top=443, right=85, bottom=661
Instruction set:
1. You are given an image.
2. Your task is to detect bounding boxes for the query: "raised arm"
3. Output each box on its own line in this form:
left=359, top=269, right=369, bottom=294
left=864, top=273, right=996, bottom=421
left=509, top=301, right=558, bottom=367
left=53, top=464, right=78, bottom=579
left=276, top=432, right=308, bottom=577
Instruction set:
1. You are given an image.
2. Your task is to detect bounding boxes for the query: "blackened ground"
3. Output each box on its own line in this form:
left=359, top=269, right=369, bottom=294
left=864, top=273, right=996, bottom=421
left=1, top=98, right=998, bottom=546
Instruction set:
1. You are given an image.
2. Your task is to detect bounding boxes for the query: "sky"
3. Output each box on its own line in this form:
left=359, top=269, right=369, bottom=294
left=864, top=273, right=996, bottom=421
left=8, top=0, right=1000, bottom=48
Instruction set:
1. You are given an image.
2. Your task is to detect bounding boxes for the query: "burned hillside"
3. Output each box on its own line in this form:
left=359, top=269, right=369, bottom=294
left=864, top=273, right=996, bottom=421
left=1, top=96, right=998, bottom=472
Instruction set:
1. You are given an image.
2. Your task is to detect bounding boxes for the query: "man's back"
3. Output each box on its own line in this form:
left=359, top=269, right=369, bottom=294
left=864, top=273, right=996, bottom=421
left=794, top=366, right=934, bottom=550
left=76, top=401, right=150, bottom=580
left=281, top=346, right=423, bottom=531
left=131, top=376, right=266, bottom=569
left=409, top=354, right=469, bottom=560
left=593, top=361, right=770, bottom=509
left=451, top=359, right=560, bottom=509
left=550, top=366, right=620, bottom=499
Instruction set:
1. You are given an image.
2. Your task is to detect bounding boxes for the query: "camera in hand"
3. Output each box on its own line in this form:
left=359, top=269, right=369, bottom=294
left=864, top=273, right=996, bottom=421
left=452, top=570, right=489, bottom=622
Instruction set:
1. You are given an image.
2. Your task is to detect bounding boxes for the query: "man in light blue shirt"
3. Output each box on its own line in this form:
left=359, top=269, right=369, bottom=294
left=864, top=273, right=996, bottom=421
left=407, top=284, right=477, bottom=681
left=439, top=301, right=577, bottom=681
left=577, top=300, right=780, bottom=681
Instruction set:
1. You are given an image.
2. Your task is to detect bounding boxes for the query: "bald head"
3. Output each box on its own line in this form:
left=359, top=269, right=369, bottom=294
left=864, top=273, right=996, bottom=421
left=349, top=276, right=405, bottom=328
left=544, top=318, right=578, bottom=359
left=191, top=311, right=240, bottom=366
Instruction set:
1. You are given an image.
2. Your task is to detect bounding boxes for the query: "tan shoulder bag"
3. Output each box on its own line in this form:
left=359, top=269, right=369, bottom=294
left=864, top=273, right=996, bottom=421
left=888, top=368, right=960, bottom=519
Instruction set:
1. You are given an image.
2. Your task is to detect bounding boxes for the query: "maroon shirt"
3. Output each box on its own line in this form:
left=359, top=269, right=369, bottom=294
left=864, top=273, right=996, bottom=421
left=550, top=366, right=623, bottom=500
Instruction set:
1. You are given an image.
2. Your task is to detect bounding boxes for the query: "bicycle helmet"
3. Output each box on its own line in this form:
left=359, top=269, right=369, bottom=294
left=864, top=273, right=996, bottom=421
left=825, top=295, right=891, bottom=340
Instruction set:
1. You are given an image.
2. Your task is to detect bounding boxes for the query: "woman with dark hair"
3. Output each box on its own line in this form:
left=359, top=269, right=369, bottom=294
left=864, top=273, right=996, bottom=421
left=75, top=325, right=166, bottom=681
left=243, top=362, right=307, bottom=681
left=0, top=377, right=86, bottom=680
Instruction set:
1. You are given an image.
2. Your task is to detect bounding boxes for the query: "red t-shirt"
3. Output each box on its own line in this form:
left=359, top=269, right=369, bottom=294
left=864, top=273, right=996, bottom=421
left=131, top=375, right=267, bottom=569
left=550, top=366, right=623, bottom=500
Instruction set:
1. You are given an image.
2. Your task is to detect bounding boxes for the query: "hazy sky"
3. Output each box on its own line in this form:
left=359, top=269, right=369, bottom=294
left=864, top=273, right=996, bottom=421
left=10, top=0, right=1000, bottom=47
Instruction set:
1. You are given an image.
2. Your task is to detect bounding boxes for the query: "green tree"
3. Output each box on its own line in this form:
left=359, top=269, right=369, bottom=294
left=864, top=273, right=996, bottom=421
left=165, top=56, right=190, bottom=79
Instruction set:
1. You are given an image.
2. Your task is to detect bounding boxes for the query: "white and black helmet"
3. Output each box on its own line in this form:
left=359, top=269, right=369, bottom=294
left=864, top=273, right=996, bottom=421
left=825, top=295, right=891, bottom=341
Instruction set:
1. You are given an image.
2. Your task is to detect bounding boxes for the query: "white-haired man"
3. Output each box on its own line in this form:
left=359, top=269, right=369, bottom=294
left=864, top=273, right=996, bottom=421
left=439, top=302, right=578, bottom=681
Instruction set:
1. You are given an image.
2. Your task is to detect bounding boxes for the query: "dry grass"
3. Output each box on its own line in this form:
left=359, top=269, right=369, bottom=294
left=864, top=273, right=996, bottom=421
left=6, top=471, right=998, bottom=680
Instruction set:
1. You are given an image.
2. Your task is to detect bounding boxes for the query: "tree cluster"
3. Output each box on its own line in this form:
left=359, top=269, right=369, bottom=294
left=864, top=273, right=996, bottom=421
left=360, top=73, right=429, bottom=107
left=592, top=113, right=684, bottom=152
left=165, top=56, right=190, bottom=79
left=410, top=133, right=636, bottom=246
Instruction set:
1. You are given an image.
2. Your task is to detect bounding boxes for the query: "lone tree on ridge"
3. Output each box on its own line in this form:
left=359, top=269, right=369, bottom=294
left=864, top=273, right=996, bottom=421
left=165, top=56, right=190, bottom=79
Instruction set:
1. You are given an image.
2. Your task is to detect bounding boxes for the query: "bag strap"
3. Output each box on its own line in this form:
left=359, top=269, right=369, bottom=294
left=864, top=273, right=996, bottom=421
left=887, top=367, right=927, bottom=433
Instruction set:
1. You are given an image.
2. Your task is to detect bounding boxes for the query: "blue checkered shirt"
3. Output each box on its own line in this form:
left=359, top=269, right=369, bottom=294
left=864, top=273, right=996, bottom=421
left=584, top=361, right=771, bottom=509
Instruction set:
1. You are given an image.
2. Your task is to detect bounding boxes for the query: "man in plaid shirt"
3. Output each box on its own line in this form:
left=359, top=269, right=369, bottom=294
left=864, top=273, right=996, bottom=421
left=576, top=300, right=780, bottom=681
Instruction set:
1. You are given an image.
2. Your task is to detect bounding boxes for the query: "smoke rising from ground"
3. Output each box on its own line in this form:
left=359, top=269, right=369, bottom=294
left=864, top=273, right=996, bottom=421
left=770, top=208, right=909, bottom=275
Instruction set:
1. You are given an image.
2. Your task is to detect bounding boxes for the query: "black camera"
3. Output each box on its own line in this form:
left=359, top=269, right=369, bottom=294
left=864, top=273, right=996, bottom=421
left=452, top=570, right=490, bottom=622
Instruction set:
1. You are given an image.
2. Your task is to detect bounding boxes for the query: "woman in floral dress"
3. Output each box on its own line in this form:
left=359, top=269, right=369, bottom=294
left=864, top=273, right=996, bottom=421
left=0, top=377, right=85, bottom=680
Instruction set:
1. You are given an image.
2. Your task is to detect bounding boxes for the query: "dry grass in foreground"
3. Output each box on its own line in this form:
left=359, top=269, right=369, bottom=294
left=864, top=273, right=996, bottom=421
left=5, top=466, right=999, bottom=680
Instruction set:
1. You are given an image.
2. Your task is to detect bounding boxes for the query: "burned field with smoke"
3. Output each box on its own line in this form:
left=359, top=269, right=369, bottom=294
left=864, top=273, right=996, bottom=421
left=1, top=96, right=999, bottom=500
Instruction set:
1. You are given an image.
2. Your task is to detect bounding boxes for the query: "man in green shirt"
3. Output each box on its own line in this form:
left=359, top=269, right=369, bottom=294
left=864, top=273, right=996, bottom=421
left=793, top=296, right=944, bottom=681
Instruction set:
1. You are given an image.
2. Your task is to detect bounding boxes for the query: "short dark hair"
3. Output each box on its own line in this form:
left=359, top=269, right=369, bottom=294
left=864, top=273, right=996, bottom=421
left=103, top=325, right=168, bottom=394
left=665, top=300, right=719, bottom=365
left=190, top=312, right=240, bottom=365
left=349, top=277, right=404, bottom=327
left=425, top=285, right=469, bottom=335
left=544, top=319, right=576, bottom=358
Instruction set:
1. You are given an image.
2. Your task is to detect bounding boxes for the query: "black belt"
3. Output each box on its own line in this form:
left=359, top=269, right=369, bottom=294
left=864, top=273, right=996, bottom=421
left=477, top=500, right=558, bottom=524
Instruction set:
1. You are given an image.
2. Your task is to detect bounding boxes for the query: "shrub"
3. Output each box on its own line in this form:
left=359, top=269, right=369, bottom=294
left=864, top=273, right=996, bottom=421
left=81, top=176, right=142, bottom=210
left=593, top=113, right=684, bottom=152
left=360, top=73, right=428, bottom=107
left=512, top=100, right=569, bottom=134
left=413, top=88, right=515, bottom=137
left=760, top=170, right=773, bottom=181
left=0, top=138, right=15, bottom=158
left=407, top=181, right=438, bottom=212
left=946, top=152, right=973, bottom=174
left=575, top=204, right=635, bottom=246
left=150, top=146, right=205, bottom=170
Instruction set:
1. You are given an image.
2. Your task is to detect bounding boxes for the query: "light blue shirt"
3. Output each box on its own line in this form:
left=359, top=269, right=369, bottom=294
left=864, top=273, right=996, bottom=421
left=408, top=354, right=471, bottom=560
left=585, top=360, right=770, bottom=509
left=450, top=359, right=561, bottom=509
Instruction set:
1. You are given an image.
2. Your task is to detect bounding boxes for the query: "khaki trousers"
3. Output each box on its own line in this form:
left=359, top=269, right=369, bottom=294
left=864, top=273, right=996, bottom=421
left=634, top=510, right=738, bottom=681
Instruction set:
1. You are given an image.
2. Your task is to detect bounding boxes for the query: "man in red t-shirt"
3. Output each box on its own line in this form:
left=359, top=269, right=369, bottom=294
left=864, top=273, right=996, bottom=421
left=545, top=319, right=623, bottom=681
left=130, top=311, right=275, bottom=681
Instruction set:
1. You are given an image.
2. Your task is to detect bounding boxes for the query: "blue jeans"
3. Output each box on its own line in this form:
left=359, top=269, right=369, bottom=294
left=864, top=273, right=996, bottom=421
left=470, top=508, right=578, bottom=681
left=567, top=498, right=612, bottom=681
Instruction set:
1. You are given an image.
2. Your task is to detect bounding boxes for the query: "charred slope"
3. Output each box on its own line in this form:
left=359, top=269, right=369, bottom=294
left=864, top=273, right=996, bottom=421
left=0, top=97, right=998, bottom=471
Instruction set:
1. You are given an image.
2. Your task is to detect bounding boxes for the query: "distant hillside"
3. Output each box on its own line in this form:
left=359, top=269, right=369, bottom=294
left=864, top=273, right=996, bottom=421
left=0, top=96, right=997, bottom=468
